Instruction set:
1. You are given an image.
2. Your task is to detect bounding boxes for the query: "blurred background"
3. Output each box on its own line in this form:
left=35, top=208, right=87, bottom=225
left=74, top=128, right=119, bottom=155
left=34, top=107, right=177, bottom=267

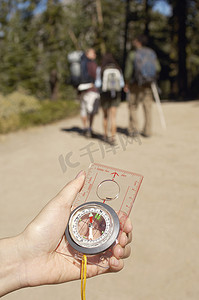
left=1, top=1, right=199, bottom=300
left=0, top=0, right=199, bottom=101
left=1, top=0, right=199, bottom=134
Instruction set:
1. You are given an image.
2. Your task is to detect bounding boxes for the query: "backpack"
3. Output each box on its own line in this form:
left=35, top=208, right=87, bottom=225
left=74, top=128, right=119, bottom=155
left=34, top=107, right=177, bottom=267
left=134, top=47, right=157, bottom=85
left=67, top=51, right=93, bottom=87
left=80, top=53, right=94, bottom=84
left=102, top=66, right=123, bottom=97
left=67, top=50, right=83, bottom=87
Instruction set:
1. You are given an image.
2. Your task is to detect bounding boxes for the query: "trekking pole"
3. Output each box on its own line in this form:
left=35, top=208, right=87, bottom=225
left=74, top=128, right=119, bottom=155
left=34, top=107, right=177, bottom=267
left=151, top=82, right=167, bottom=130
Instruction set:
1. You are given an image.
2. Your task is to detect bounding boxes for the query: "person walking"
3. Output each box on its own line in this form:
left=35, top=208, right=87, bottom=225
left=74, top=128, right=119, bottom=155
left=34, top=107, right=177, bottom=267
left=78, top=48, right=100, bottom=138
left=98, top=53, right=124, bottom=145
left=124, top=35, right=161, bottom=137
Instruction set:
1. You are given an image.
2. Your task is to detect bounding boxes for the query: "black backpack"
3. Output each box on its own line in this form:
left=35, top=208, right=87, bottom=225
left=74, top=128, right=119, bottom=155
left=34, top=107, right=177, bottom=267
left=80, top=53, right=94, bottom=84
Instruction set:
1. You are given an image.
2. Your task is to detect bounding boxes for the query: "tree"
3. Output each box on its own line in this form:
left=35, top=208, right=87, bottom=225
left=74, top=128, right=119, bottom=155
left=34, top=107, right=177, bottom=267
left=0, top=0, right=199, bottom=99
left=171, top=0, right=188, bottom=97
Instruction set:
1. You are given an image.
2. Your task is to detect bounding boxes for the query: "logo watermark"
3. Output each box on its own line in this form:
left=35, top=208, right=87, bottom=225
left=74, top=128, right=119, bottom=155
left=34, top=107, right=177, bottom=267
left=59, top=133, right=141, bottom=173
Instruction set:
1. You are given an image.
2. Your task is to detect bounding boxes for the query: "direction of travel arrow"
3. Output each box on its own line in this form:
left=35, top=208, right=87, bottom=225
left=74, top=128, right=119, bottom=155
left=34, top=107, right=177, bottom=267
left=111, top=172, right=119, bottom=180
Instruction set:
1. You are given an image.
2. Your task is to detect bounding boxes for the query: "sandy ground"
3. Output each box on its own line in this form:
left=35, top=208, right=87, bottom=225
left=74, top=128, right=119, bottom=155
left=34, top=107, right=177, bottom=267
left=0, top=99, right=199, bottom=300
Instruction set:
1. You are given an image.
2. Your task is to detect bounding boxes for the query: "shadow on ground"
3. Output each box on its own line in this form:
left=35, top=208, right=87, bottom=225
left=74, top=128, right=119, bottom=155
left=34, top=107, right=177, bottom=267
left=61, top=126, right=129, bottom=138
left=116, top=127, right=129, bottom=136
left=60, top=126, right=105, bottom=142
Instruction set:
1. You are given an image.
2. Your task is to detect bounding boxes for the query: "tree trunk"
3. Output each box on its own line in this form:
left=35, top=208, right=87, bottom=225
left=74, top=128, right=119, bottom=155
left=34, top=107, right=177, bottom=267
left=175, top=0, right=188, bottom=97
left=67, top=28, right=80, bottom=50
left=144, top=0, right=149, bottom=37
left=96, top=0, right=106, bottom=55
left=49, top=69, right=58, bottom=101
left=122, top=0, right=130, bottom=73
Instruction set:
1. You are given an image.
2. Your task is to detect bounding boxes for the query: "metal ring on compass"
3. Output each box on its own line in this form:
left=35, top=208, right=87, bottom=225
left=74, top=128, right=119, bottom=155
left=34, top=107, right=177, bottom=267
left=96, top=179, right=120, bottom=202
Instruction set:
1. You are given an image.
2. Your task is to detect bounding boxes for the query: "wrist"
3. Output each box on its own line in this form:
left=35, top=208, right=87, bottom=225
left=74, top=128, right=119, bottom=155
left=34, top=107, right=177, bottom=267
left=0, top=235, right=26, bottom=297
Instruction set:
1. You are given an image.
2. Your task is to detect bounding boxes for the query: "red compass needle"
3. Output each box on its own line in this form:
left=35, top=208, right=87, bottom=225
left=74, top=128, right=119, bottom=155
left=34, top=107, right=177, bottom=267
left=88, top=213, right=94, bottom=240
left=89, top=213, right=93, bottom=224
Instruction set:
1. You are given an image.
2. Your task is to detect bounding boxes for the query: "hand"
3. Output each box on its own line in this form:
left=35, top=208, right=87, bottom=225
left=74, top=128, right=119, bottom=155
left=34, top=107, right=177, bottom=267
left=123, top=84, right=129, bottom=93
left=0, top=171, right=133, bottom=296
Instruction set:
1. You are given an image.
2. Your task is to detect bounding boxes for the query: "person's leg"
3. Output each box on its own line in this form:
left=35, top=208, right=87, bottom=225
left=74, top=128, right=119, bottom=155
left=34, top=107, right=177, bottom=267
left=109, top=106, right=117, bottom=138
left=86, top=91, right=100, bottom=137
left=80, top=93, right=88, bottom=134
left=81, top=116, right=87, bottom=129
left=128, top=85, right=139, bottom=136
left=89, top=113, right=94, bottom=129
left=142, top=86, right=153, bottom=137
left=83, top=113, right=93, bottom=138
left=102, top=108, right=109, bottom=140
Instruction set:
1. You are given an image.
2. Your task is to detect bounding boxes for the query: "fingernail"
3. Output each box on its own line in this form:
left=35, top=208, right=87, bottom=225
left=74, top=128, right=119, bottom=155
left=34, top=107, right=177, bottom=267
left=122, top=232, right=127, bottom=244
left=111, top=257, right=119, bottom=267
left=118, top=247, right=124, bottom=258
left=75, top=170, right=85, bottom=179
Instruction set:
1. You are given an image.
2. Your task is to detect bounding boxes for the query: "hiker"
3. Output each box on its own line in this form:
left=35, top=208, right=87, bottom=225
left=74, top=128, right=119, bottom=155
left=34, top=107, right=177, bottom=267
left=124, top=35, right=161, bottom=137
left=96, top=53, right=124, bottom=145
left=0, top=171, right=133, bottom=297
left=77, top=48, right=100, bottom=138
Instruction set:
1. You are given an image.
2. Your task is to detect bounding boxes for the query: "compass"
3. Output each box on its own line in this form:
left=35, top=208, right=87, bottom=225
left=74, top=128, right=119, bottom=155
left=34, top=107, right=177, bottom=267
left=65, top=201, right=120, bottom=255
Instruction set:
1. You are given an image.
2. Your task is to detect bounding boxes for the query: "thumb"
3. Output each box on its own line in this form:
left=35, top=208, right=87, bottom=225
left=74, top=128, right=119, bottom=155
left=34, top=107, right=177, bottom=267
left=56, top=170, right=86, bottom=210
left=22, top=171, right=86, bottom=249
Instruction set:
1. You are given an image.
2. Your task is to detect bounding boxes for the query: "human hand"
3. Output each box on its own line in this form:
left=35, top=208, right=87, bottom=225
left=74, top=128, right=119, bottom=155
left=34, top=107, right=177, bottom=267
left=0, top=171, right=133, bottom=296
left=123, top=84, right=129, bottom=93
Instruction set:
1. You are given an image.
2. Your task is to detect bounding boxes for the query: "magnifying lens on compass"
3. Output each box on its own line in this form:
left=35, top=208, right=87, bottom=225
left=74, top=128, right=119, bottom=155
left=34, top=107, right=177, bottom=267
left=65, top=201, right=120, bottom=255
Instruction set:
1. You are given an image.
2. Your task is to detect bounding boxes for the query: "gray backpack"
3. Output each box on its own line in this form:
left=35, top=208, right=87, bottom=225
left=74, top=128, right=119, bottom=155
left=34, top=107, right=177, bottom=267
left=134, top=47, right=157, bottom=85
left=67, top=51, right=83, bottom=87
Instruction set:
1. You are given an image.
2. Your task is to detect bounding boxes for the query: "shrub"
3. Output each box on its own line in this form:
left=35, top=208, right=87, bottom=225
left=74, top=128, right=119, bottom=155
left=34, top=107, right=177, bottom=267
left=0, top=90, right=79, bottom=134
left=20, top=100, right=79, bottom=127
left=0, top=91, right=41, bottom=133
left=0, top=91, right=41, bottom=118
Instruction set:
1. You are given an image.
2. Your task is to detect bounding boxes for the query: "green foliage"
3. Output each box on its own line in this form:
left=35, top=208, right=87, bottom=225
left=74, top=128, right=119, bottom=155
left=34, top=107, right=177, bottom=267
left=0, top=90, right=40, bottom=118
left=0, top=0, right=199, bottom=99
left=0, top=90, right=40, bottom=133
left=20, top=99, right=79, bottom=128
left=0, top=90, right=79, bottom=134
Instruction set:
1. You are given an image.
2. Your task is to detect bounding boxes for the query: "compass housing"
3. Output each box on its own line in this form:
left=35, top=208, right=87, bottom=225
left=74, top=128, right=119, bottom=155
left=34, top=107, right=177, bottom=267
left=65, top=201, right=120, bottom=255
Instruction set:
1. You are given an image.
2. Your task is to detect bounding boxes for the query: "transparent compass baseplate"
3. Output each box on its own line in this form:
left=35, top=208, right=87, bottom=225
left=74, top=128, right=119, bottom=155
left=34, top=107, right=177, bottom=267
left=59, top=163, right=143, bottom=268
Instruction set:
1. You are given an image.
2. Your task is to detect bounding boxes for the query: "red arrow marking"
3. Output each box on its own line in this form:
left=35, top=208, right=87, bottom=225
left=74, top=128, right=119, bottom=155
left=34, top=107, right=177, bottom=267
left=111, top=172, right=119, bottom=180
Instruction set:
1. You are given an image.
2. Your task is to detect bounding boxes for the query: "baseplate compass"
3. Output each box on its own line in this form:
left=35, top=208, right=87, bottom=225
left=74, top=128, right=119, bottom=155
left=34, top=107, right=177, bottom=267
left=64, top=163, right=143, bottom=268
left=65, top=201, right=120, bottom=255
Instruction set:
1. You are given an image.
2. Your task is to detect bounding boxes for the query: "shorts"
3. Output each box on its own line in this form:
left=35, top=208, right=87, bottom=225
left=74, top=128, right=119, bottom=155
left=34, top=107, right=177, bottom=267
left=80, top=91, right=100, bottom=117
left=100, top=92, right=121, bottom=110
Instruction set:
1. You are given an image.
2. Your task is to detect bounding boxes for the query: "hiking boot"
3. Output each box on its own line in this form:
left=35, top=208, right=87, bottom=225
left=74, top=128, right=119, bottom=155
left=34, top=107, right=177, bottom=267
left=128, top=130, right=140, bottom=138
left=82, top=128, right=87, bottom=136
left=85, top=129, right=92, bottom=138
left=140, top=132, right=151, bottom=138
left=109, top=136, right=117, bottom=146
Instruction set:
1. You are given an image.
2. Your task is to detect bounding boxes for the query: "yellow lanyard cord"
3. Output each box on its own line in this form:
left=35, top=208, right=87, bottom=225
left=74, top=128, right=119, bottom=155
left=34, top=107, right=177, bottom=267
left=81, top=255, right=87, bottom=300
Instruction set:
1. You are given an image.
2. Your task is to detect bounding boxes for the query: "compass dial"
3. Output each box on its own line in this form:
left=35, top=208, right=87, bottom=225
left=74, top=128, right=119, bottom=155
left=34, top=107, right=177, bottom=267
left=65, top=202, right=120, bottom=255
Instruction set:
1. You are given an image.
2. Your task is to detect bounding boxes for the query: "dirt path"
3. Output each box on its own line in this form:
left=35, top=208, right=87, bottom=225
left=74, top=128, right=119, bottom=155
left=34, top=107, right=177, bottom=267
left=1, top=100, right=199, bottom=300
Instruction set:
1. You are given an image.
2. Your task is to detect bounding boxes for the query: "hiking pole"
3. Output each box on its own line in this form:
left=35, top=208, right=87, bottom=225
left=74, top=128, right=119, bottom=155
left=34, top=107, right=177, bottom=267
left=151, top=82, right=167, bottom=130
